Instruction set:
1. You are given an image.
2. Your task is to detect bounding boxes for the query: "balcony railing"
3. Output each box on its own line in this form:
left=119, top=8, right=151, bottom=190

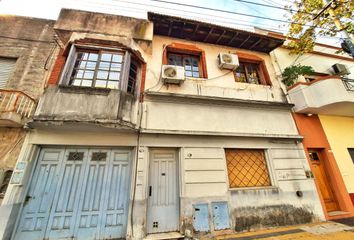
left=342, top=78, right=354, bottom=91
left=0, top=89, right=36, bottom=124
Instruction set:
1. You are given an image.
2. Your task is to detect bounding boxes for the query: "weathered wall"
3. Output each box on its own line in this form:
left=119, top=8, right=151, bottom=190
left=0, top=128, right=25, bottom=170
left=0, top=15, right=56, bottom=99
left=141, top=96, right=298, bottom=137
left=34, top=86, right=139, bottom=126
left=0, top=16, right=56, bottom=172
left=54, top=9, right=153, bottom=43
left=130, top=134, right=324, bottom=238
left=145, top=35, right=286, bottom=103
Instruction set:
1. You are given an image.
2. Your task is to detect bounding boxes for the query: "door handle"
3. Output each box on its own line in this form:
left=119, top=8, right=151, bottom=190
left=24, top=195, right=32, bottom=204
left=149, top=186, right=152, bottom=197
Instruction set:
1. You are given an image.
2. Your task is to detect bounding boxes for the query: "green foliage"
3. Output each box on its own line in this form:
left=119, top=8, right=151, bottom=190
left=281, top=64, right=315, bottom=87
left=286, top=0, right=354, bottom=55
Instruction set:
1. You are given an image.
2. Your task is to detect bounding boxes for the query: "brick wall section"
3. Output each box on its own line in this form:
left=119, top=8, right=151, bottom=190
left=47, top=49, right=66, bottom=85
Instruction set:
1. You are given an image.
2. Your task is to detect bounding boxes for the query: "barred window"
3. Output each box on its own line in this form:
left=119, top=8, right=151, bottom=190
left=225, top=149, right=271, bottom=188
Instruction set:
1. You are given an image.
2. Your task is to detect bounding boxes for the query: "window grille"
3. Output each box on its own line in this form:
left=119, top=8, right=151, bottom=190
left=225, top=149, right=271, bottom=188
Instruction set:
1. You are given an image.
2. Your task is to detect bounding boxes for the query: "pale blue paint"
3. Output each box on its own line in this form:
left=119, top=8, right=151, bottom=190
left=212, top=202, right=230, bottom=230
left=13, top=147, right=131, bottom=240
left=193, top=203, right=209, bottom=232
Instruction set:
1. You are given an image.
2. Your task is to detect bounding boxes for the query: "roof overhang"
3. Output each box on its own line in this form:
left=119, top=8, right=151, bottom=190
left=148, top=12, right=284, bottom=53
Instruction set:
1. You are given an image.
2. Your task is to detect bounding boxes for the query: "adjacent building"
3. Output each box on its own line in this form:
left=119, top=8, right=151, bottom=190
left=270, top=36, right=354, bottom=220
left=0, top=16, right=56, bottom=205
left=1, top=9, right=349, bottom=240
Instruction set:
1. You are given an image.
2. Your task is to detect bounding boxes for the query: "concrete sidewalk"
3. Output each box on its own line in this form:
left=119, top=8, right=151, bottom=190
left=214, top=220, right=354, bottom=240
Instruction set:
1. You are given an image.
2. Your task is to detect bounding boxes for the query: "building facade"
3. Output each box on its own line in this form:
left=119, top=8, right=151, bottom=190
left=0, top=16, right=56, bottom=205
left=271, top=39, right=354, bottom=220
left=0, top=9, right=329, bottom=240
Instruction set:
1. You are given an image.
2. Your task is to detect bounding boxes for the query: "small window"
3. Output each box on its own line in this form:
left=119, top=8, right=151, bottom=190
left=167, top=53, right=201, bottom=78
left=225, top=149, right=271, bottom=188
left=70, top=50, right=124, bottom=89
left=348, top=148, right=354, bottom=164
left=128, top=59, right=139, bottom=94
left=234, top=62, right=262, bottom=84
left=0, top=57, right=17, bottom=89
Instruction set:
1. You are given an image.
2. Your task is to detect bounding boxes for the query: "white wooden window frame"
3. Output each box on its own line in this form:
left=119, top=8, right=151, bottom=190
left=59, top=44, right=141, bottom=96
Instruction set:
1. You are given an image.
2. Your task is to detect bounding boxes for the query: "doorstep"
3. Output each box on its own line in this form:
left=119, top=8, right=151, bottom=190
left=144, top=232, right=184, bottom=240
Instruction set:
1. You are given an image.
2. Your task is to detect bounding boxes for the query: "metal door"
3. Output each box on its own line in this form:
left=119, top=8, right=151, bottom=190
left=14, top=147, right=131, bottom=240
left=147, top=149, right=179, bottom=233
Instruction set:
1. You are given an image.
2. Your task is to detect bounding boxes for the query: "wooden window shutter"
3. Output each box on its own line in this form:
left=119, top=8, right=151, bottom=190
left=58, top=44, right=77, bottom=85
left=0, top=58, right=17, bottom=89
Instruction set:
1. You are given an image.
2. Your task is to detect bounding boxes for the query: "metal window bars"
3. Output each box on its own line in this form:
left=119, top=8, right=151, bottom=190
left=0, top=89, right=36, bottom=118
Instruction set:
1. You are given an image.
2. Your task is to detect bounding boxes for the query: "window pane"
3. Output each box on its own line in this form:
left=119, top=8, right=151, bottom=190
left=97, top=71, right=109, bottom=79
left=107, top=81, right=119, bottom=89
left=101, top=53, right=112, bottom=61
left=111, top=63, right=122, bottom=71
left=95, top=80, right=107, bottom=88
left=192, top=66, right=199, bottom=72
left=112, top=54, right=123, bottom=63
left=225, top=149, right=271, bottom=188
left=83, top=71, right=94, bottom=79
left=185, top=71, right=192, bottom=77
left=72, top=79, right=81, bottom=86
left=79, top=61, right=87, bottom=69
left=76, top=70, right=84, bottom=78
left=109, top=72, right=120, bottom=81
left=192, top=72, right=199, bottom=78
left=99, top=62, right=110, bottom=70
left=88, top=53, right=98, bottom=61
left=245, top=63, right=260, bottom=84
left=235, top=64, right=247, bottom=83
left=81, top=80, right=92, bottom=87
left=86, top=61, right=96, bottom=70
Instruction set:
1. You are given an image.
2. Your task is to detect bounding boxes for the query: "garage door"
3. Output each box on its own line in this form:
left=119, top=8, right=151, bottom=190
left=14, top=147, right=132, bottom=240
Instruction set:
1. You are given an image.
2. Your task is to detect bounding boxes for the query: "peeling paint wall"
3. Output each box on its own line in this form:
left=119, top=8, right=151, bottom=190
left=131, top=135, right=325, bottom=238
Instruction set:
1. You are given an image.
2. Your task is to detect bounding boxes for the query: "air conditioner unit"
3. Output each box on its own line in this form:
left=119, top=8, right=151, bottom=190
left=218, top=53, right=239, bottom=70
left=332, top=63, right=351, bottom=76
left=162, top=65, right=185, bottom=84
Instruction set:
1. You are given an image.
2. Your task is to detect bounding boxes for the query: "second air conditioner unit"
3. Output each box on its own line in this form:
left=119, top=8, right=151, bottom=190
left=162, top=65, right=185, bottom=84
left=218, top=53, right=239, bottom=70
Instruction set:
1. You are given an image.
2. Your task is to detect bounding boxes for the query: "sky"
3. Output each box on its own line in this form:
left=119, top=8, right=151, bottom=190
left=0, top=0, right=341, bottom=46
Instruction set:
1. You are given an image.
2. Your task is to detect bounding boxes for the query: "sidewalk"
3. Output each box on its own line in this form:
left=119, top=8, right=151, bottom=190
left=214, top=219, right=354, bottom=240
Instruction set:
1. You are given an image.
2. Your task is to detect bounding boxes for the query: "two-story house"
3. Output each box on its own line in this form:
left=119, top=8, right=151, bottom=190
left=269, top=34, right=354, bottom=220
left=1, top=9, right=326, bottom=240
left=0, top=16, right=56, bottom=205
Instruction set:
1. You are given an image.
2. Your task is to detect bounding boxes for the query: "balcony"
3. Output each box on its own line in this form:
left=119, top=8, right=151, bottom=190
left=33, top=85, right=139, bottom=130
left=0, top=89, right=36, bottom=127
left=288, top=77, right=354, bottom=117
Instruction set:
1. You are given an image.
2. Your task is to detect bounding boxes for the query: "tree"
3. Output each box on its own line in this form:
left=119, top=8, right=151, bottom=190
left=286, top=0, right=354, bottom=55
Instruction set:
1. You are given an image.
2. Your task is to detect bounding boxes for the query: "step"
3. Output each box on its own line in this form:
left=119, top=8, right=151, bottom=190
left=144, top=232, right=184, bottom=240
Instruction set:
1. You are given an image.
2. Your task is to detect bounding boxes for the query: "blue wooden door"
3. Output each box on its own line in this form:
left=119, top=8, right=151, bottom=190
left=14, top=147, right=131, bottom=240
left=147, top=149, right=179, bottom=233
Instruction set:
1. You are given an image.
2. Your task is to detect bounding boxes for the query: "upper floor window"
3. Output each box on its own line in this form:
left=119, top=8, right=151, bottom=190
left=70, top=50, right=123, bottom=89
left=0, top=57, right=17, bottom=89
left=232, top=52, right=272, bottom=86
left=60, top=44, right=142, bottom=95
left=163, top=42, right=208, bottom=79
left=234, top=62, right=261, bottom=84
left=167, top=53, right=201, bottom=78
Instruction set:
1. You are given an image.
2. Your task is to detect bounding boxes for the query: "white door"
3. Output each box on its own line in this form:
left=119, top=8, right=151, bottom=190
left=13, top=147, right=131, bottom=240
left=147, top=149, right=179, bottom=233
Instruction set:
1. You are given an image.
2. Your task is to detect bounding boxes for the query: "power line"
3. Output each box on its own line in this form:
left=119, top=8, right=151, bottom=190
left=234, top=0, right=316, bottom=16
left=111, top=0, right=287, bottom=31
left=148, top=0, right=335, bottom=31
